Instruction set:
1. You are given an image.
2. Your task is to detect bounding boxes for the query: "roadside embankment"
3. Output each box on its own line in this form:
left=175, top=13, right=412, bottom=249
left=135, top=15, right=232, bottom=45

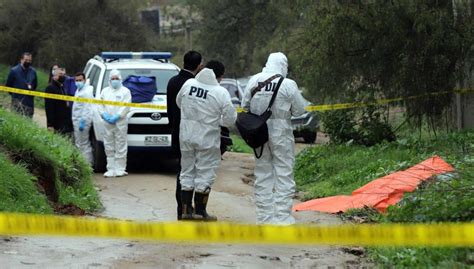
left=0, top=108, right=101, bottom=214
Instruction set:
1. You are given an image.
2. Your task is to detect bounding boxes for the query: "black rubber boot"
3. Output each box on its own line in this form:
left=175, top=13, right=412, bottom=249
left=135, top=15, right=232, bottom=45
left=180, top=190, right=197, bottom=220
left=194, top=191, right=217, bottom=222
left=176, top=175, right=182, bottom=220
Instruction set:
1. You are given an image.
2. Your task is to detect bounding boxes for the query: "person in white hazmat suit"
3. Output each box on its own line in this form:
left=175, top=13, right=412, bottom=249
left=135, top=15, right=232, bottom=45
left=99, top=69, right=132, bottom=178
left=176, top=62, right=237, bottom=221
left=242, top=52, right=306, bottom=225
left=72, top=72, right=94, bottom=165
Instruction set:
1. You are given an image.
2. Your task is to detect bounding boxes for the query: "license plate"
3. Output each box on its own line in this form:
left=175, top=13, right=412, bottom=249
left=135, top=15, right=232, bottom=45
left=144, top=136, right=169, bottom=146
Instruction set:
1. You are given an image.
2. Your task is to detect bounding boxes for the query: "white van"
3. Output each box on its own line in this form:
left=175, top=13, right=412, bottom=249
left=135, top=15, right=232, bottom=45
left=83, top=52, right=179, bottom=172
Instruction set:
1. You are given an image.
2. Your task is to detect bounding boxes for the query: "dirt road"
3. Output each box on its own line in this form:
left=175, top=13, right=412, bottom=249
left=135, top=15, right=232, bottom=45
left=0, top=109, right=368, bottom=268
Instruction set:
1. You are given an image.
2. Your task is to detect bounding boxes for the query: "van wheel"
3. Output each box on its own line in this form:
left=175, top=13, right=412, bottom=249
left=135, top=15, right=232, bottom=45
left=91, top=129, right=106, bottom=173
left=303, top=131, right=317, bottom=144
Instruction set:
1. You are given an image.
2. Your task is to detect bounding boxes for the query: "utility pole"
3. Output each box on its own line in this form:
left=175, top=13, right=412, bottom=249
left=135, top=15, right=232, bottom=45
left=185, top=22, right=192, bottom=51
left=452, top=0, right=474, bottom=129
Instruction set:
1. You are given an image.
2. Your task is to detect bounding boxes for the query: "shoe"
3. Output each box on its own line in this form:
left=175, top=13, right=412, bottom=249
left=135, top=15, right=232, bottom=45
left=103, top=170, right=115, bottom=177
left=115, top=171, right=128, bottom=177
left=194, top=190, right=217, bottom=221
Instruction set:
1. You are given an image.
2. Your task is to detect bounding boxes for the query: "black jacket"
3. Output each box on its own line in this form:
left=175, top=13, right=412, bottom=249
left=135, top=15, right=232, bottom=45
left=6, top=64, right=38, bottom=107
left=44, top=80, right=73, bottom=134
left=167, top=69, right=194, bottom=153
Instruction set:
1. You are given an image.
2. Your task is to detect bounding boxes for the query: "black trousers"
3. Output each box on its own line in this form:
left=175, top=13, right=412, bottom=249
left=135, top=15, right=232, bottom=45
left=175, top=152, right=182, bottom=220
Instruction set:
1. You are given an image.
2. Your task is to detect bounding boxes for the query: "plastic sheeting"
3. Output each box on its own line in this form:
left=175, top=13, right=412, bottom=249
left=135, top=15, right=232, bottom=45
left=293, top=156, right=454, bottom=213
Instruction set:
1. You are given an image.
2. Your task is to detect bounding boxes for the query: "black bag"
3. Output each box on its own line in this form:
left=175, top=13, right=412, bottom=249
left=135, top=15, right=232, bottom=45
left=236, top=74, right=284, bottom=158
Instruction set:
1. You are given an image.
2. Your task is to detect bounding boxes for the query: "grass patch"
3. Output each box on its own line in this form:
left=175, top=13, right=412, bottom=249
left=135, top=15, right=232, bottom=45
left=0, top=63, right=48, bottom=109
left=0, top=151, right=52, bottom=213
left=295, top=129, right=474, bottom=267
left=371, top=167, right=474, bottom=268
left=0, top=108, right=101, bottom=212
left=229, top=135, right=253, bottom=154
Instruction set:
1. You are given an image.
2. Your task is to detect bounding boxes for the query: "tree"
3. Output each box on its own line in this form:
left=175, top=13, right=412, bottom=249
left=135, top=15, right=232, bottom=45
left=0, top=0, right=157, bottom=73
left=288, top=1, right=473, bottom=129
left=192, top=0, right=285, bottom=76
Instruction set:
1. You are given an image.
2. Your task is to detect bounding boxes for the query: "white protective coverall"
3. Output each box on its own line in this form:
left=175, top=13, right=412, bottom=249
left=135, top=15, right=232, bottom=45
left=242, top=52, right=306, bottom=225
left=72, top=82, right=94, bottom=165
left=98, top=70, right=132, bottom=177
left=177, top=68, right=237, bottom=193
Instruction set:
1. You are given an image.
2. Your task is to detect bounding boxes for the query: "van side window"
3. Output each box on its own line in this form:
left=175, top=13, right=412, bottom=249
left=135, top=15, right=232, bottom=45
left=83, top=62, right=92, bottom=75
left=88, top=66, right=101, bottom=96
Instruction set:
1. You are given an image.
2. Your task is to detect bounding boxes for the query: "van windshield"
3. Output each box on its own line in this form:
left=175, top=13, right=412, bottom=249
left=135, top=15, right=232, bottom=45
left=102, top=69, right=178, bottom=94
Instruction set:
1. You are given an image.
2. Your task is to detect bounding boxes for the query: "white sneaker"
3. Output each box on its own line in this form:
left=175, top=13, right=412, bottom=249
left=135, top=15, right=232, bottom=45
left=103, top=170, right=115, bottom=178
left=115, top=171, right=128, bottom=177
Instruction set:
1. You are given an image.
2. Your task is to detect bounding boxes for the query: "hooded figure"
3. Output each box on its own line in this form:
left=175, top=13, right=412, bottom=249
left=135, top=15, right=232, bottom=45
left=242, top=52, right=306, bottom=225
left=72, top=77, right=94, bottom=165
left=176, top=67, right=237, bottom=221
left=98, top=69, right=132, bottom=177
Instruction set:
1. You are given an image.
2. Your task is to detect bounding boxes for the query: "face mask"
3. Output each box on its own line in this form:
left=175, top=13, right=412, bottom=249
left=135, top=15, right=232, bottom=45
left=57, top=76, right=66, bottom=84
left=75, top=81, right=84, bottom=89
left=111, top=80, right=121, bottom=89
left=23, top=62, right=31, bottom=69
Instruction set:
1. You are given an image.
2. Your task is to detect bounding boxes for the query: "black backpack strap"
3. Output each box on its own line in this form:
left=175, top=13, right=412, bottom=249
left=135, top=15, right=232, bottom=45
left=251, top=74, right=281, bottom=98
left=266, top=76, right=285, bottom=111
left=253, top=146, right=264, bottom=159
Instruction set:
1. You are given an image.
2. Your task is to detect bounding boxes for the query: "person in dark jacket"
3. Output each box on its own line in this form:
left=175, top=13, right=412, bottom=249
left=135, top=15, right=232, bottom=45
left=44, top=67, right=73, bottom=135
left=166, top=50, right=203, bottom=220
left=5, top=52, right=38, bottom=118
left=48, top=64, right=60, bottom=84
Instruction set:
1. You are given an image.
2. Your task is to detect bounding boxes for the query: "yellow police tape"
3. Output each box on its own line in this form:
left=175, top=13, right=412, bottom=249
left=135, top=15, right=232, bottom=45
left=0, top=85, right=473, bottom=113
left=0, top=213, right=472, bottom=246
left=0, top=85, right=167, bottom=110
left=304, top=88, right=474, bottom=112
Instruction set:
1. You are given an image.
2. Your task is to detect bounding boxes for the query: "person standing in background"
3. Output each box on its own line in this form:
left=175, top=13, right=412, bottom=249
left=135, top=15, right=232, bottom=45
left=242, top=52, right=306, bottom=225
left=48, top=64, right=60, bottom=84
left=176, top=61, right=237, bottom=221
left=44, top=67, right=73, bottom=136
left=5, top=52, right=38, bottom=118
left=99, top=69, right=131, bottom=178
left=72, top=72, right=94, bottom=165
left=166, top=51, right=203, bottom=220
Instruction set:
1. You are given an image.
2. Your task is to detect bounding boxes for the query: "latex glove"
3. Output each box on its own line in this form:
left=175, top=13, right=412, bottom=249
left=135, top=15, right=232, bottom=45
left=101, top=112, right=111, bottom=123
left=79, top=119, right=86, bottom=131
left=109, top=114, right=121, bottom=124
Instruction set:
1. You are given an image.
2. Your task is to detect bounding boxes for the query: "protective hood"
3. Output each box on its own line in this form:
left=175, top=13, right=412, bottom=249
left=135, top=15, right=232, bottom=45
left=195, top=68, right=219, bottom=86
left=262, top=52, right=288, bottom=78
left=108, top=69, right=123, bottom=90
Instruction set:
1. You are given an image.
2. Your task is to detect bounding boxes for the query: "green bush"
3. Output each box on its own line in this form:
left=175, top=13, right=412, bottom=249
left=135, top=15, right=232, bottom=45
left=358, top=106, right=396, bottom=146
left=0, top=108, right=101, bottom=212
left=321, top=106, right=396, bottom=146
left=320, top=109, right=359, bottom=144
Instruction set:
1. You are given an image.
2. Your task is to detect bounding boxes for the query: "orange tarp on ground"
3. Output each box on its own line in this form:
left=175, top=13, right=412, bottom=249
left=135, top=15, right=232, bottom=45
left=293, top=156, right=454, bottom=213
